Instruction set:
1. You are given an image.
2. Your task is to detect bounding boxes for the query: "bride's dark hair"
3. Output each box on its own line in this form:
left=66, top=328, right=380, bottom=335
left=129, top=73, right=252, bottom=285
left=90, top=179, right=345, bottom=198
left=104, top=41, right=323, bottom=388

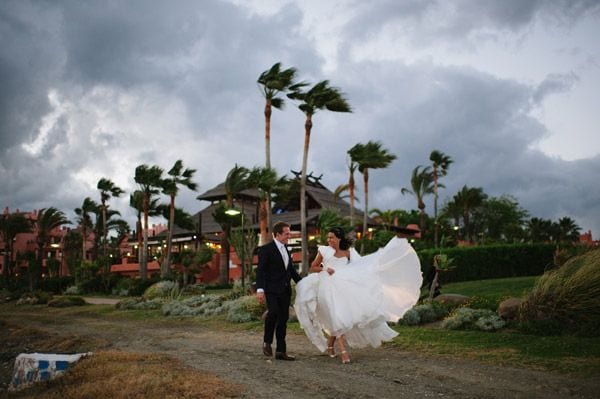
left=329, top=227, right=352, bottom=250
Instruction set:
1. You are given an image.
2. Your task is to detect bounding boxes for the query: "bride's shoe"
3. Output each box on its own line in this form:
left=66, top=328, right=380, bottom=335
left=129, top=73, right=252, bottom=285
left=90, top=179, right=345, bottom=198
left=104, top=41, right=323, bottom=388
left=340, top=350, right=350, bottom=364
left=327, top=346, right=336, bottom=358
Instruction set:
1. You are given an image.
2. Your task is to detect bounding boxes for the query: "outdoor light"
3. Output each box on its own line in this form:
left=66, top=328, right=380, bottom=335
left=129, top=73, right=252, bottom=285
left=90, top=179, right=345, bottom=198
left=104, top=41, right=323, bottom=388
left=368, top=228, right=374, bottom=232
left=225, top=208, right=241, bottom=216
left=453, top=226, right=459, bottom=231
left=184, top=244, right=188, bottom=249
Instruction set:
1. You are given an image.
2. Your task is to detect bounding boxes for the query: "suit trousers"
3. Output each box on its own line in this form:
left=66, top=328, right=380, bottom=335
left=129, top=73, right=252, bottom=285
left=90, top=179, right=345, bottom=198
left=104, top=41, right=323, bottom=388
left=264, top=291, right=291, bottom=353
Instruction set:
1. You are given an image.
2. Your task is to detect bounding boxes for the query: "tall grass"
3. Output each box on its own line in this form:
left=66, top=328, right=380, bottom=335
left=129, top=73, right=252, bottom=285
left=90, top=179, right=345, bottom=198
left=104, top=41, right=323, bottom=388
left=520, top=249, right=600, bottom=336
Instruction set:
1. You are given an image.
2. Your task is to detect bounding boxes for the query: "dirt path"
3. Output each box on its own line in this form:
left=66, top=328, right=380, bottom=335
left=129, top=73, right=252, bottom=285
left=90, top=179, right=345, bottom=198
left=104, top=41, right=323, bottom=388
left=1, top=307, right=598, bottom=399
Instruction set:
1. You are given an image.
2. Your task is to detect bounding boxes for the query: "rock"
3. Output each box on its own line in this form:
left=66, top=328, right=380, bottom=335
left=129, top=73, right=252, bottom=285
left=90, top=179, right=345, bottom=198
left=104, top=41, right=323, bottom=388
left=498, top=297, right=523, bottom=320
left=433, top=294, right=470, bottom=306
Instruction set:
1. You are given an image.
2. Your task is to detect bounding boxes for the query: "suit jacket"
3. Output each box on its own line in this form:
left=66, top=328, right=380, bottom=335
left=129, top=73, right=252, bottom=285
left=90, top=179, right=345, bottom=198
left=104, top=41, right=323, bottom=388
left=255, top=240, right=302, bottom=295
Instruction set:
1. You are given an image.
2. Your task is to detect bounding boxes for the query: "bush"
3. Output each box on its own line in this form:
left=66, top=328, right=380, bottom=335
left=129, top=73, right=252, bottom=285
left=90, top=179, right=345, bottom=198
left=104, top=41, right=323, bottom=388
left=182, top=284, right=206, bottom=296
left=398, top=302, right=451, bottom=326
left=64, top=285, right=82, bottom=295
left=419, top=243, right=555, bottom=284
left=465, top=296, right=499, bottom=312
left=16, top=291, right=53, bottom=305
left=519, top=249, right=600, bottom=337
left=37, top=276, right=75, bottom=293
left=226, top=295, right=266, bottom=323
left=47, top=296, right=86, bottom=307
left=441, top=307, right=506, bottom=331
left=115, top=297, right=164, bottom=310
left=143, top=281, right=178, bottom=300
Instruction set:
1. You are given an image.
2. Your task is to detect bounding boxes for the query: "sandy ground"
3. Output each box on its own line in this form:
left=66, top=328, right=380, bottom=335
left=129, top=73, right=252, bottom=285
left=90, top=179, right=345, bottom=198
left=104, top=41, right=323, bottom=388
left=1, top=304, right=598, bottom=399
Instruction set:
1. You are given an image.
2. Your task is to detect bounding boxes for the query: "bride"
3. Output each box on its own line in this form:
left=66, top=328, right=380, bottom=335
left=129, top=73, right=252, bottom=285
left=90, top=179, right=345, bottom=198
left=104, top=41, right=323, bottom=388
left=294, top=227, right=422, bottom=364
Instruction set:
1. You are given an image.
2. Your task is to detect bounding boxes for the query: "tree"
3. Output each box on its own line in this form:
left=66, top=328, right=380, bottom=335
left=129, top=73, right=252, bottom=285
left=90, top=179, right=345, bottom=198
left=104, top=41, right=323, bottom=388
left=134, top=164, right=164, bottom=281
left=369, top=208, right=401, bottom=230
left=247, top=166, right=278, bottom=245
left=129, top=190, right=160, bottom=266
left=401, top=165, right=434, bottom=237
left=477, top=196, right=528, bottom=243
left=555, top=217, right=581, bottom=244
left=347, top=159, right=358, bottom=227
left=97, top=178, right=124, bottom=259
left=429, top=150, right=453, bottom=248
left=453, top=186, right=487, bottom=242
left=34, top=207, right=70, bottom=288
left=74, top=197, right=99, bottom=262
left=216, top=164, right=251, bottom=285
left=348, top=141, right=396, bottom=253
left=288, top=80, right=352, bottom=272
left=0, top=212, right=31, bottom=282
left=161, top=160, right=197, bottom=278
left=258, top=62, right=303, bottom=236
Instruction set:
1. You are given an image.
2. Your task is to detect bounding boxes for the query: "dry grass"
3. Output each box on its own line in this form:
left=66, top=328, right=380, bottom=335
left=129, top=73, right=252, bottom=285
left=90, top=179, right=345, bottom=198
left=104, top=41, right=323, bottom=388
left=9, top=351, right=241, bottom=399
left=520, top=249, right=600, bottom=335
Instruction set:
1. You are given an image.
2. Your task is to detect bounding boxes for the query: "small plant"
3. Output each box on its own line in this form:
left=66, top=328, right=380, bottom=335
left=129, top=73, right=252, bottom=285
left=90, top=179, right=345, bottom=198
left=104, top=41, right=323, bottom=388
left=441, top=307, right=505, bottom=331
left=398, top=302, right=451, bottom=326
left=143, top=280, right=177, bottom=300
left=64, top=285, right=82, bottom=295
left=47, top=296, right=86, bottom=307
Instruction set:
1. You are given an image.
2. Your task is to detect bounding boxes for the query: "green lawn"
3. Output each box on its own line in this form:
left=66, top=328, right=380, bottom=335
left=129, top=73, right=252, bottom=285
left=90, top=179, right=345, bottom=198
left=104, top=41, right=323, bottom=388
left=436, top=275, right=539, bottom=301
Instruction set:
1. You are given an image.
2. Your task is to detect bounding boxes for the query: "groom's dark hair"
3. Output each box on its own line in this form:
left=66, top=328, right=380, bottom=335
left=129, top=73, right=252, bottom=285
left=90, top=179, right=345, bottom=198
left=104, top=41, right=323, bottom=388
left=273, top=221, right=290, bottom=236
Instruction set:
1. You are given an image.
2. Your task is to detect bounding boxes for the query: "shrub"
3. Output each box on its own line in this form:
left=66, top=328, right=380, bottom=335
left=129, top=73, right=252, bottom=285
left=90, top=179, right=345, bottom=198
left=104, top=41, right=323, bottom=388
left=115, top=297, right=164, bottom=310
left=16, top=291, right=52, bottom=305
left=419, top=243, right=555, bottom=284
left=465, top=296, right=499, bottom=312
left=519, top=249, right=600, bottom=337
left=226, top=295, right=266, bottom=323
left=37, top=276, right=75, bottom=293
left=441, top=307, right=505, bottom=331
left=398, top=302, right=452, bottom=326
left=47, top=296, right=86, bottom=307
left=143, top=281, right=178, bottom=300
left=64, top=285, right=82, bottom=295
left=182, top=284, right=206, bottom=296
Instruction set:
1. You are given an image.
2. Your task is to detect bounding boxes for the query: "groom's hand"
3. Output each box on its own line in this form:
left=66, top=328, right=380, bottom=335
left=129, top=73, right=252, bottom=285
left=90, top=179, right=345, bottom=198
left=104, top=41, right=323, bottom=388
left=256, top=291, right=265, bottom=304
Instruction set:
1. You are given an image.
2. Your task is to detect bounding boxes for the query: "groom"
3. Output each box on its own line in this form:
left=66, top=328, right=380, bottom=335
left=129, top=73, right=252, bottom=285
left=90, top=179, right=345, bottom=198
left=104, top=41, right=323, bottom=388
left=255, top=221, right=302, bottom=360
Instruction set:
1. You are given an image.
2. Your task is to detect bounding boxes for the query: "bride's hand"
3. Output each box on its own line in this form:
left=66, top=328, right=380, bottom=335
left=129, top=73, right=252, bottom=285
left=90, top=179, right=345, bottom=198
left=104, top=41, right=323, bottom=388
left=326, top=267, right=335, bottom=275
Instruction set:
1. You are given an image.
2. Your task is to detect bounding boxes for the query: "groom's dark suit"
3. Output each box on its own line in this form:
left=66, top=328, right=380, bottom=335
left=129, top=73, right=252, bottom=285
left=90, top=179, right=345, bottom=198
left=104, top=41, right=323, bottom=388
left=256, top=240, right=302, bottom=354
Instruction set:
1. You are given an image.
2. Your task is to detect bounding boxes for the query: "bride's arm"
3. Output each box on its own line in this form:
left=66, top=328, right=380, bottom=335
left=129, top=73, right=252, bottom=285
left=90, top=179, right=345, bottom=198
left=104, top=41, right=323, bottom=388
left=309, top=252, right=324, bottom=273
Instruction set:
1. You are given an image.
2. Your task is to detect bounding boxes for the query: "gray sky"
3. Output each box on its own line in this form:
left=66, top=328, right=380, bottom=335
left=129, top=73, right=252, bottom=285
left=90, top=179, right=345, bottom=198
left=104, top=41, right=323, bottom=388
left=1, top=0, right=599, bottom=237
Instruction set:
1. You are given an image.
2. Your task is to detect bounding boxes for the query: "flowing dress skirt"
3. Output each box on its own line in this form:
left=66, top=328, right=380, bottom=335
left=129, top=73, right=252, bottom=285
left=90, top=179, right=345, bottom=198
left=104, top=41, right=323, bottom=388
left=294, top=237, right=422, bottom=352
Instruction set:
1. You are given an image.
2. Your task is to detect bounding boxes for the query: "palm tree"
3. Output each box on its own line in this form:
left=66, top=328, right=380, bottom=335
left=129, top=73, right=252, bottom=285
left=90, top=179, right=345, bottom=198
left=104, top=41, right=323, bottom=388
left=555, top=217, right=581, bottom=243
left=215, top=164, right=251, bottom=285
left=247, top=166, right=278, bottom=245
left=97, top=178, right=124, bottom=259
left=347, top=159, right=359, bottom=227
left=0, top=212, right=31, bottom=282
left=258, top=62, right=303, bottom=236
left=74, top=197, right=99, bottom=261
left=287, top=80, right=352, bottom=273
left=349, top=141, right=397, bottom=253
left=134, top=164, right=164, bottom=281
left=401, top=165, right=435, bottom=235
left=130, top=190, right=160, bottom=265
left=369, top=208, right=401, bottom=230
left=332, top=183, right=350, bottom=205
left=161, top=160, right=197, bottom=278
left=453, top=186, right=487, bottom=242
left=34, top=207, right=70, bottom=287
left=429, top=150, right=453, bottom=248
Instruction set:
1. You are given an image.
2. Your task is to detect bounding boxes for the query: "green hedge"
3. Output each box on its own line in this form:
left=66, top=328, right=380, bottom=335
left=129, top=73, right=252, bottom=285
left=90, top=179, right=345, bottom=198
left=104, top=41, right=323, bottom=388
left=418, top=243, right=555, bottom=285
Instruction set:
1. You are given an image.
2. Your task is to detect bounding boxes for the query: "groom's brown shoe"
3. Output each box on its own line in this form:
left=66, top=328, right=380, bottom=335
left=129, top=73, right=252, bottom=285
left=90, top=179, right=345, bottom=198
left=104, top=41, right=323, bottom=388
left=275, top=352, right=295, bottom=361
left=262, top=343, right=273, bottom=357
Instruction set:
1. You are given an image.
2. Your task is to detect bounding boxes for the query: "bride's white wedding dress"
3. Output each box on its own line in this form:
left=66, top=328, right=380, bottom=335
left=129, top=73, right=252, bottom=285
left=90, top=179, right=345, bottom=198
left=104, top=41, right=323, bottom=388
left=294, top=237, right=422, bottom=352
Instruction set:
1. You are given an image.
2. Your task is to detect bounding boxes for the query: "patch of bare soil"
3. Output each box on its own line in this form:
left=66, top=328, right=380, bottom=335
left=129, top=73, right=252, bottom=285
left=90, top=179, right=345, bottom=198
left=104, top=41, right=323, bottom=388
left=1, top=308, right=598, bottom=399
